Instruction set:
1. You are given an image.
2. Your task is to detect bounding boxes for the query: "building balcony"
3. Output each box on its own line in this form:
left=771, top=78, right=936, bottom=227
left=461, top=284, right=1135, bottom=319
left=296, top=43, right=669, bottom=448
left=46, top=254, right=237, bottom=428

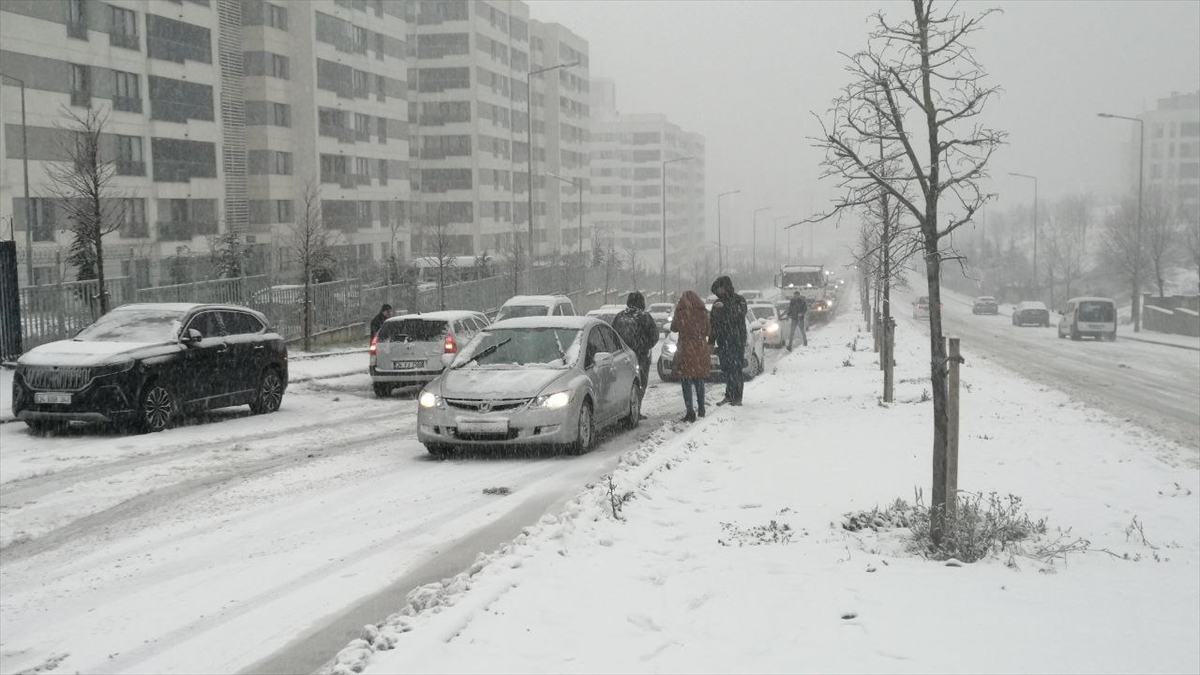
left=116, top=160, right=146, bottom=176
left=109, top=31, right=140, bottom=50
left=66, top=20, right=88, bottom=40
left=113, top=95, right=142, bottom=113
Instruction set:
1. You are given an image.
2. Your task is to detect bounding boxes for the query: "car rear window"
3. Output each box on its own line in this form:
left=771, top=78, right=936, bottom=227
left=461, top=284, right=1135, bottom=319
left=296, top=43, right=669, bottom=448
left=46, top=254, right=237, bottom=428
left=496, top=305, right=549, bottom=321
left=1078, top=302, right=1114, bottom=323
left=377, top=319, right=447, bottom=342
left=751, top=307, right=775, bottom=320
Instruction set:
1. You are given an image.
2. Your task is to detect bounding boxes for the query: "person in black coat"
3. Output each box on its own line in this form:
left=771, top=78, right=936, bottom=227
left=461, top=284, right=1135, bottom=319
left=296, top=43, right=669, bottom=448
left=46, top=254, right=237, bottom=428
left=785, top=291, right=808, bottom=350
left=708, top=276, right=747, bottom=405
left=370, top=304, right=393, bottom=339
left=613, top=291, right=659, bottom=408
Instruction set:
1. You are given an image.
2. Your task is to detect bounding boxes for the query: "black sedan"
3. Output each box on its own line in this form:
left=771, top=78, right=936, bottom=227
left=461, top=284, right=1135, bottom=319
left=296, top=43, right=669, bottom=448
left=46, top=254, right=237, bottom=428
left=972, top=296, right=999, bottom=315
left=12, top=303, right=288, bottom=434
left=1012, top=301, right=1052, bottom=327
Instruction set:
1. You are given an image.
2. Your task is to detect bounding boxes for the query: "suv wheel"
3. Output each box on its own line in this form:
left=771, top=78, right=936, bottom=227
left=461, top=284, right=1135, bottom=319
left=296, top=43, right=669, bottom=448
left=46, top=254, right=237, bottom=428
left=250, top=368, right=284, bottom=414
left=566, top=401, right=594, bottom=456
left=623, top=384, right=641, bottom=429
left=139, top=383, right=175, bottom=433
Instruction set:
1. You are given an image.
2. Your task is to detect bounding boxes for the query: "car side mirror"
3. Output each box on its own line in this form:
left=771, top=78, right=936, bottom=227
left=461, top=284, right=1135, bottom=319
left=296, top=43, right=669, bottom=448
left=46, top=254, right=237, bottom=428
left=440, top=353, right=455, bottom=368
left=181, top=328, right=203, bottom=345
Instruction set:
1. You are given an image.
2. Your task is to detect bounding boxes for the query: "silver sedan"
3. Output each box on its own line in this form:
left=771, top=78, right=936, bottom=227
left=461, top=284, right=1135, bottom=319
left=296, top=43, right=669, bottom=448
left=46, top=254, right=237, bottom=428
left=417, top=316, right=643, bottom=457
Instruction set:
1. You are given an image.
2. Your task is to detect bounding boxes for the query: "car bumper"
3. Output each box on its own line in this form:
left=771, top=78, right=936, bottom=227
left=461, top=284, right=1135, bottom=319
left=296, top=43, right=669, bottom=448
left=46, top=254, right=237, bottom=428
left=370, top=366, right=443, bottom=385
left=417, top=402, right=579, bottom=447
left=11, top=372, right=139, bottom=424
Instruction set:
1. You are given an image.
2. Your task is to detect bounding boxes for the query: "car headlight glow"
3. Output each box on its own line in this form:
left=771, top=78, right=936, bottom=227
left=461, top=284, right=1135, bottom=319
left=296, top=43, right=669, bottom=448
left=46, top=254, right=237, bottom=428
left=91, top=360, right=136, bottom=378
left=665, top=342, right=677, bottom=354
left=419, top=391, right=439, bottom=408
left=535, top=391, right=571, bottom=409
left=765, top=323, right=779, bottom=333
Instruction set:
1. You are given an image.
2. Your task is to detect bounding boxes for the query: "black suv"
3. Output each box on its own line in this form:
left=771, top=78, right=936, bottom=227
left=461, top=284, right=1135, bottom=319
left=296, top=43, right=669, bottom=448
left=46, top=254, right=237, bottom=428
left=12, top=303, right=288, bottom=433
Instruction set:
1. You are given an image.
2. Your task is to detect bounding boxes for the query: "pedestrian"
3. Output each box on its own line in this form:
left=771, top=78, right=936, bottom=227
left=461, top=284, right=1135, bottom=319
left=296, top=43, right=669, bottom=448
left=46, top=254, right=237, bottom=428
left=613, top=291, right=659, bottom=412
left=785, top=291, right=808, bottom=350
left=370, top=303, right=393, bottom=339
left=708, top=276, right=748, bottom=406
left=671, top=290, right=711, bottom=422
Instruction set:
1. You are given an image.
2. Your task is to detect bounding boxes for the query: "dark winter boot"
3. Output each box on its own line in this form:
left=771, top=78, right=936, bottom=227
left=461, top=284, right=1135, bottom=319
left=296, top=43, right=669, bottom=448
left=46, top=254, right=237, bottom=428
left=681, top=412, right=696, bottom=423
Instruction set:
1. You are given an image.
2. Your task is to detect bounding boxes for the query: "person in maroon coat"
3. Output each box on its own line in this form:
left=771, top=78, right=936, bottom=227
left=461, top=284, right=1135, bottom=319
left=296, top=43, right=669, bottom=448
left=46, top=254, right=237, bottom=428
left=671, top=290, right=711, bottom=422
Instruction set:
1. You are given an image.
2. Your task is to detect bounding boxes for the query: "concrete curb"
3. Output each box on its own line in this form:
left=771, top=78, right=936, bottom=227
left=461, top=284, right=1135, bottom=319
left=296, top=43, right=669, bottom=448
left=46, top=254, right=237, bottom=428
left=1120, top=334, right=1200, bottom=352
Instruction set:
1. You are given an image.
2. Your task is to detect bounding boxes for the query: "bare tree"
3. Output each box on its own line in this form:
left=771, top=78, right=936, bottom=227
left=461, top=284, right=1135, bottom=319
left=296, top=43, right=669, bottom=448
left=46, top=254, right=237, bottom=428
left=503, top=228, right=524, bottom=299
left=1143, top=187, right=1182, bottom=298
left=419, top=210, right=457, bottom=311
left=44, top=106, right=127, bottom=314
left=291, top=182, right=336, bottom=352
left=624, top=241, right=642, bottom=291
left=1183, top=201, right=1200, bottom=295
left=807, top=0, right=1005, bottom=541
left=207, top=228, right=249, bottom=280
left=592, top=228, right=621, bottom=304
left=1045, top=193, right=1092, bottom=304
left=385, top=197, right=407, bottom=287
left=1101, top=197, right=1152, bottom=324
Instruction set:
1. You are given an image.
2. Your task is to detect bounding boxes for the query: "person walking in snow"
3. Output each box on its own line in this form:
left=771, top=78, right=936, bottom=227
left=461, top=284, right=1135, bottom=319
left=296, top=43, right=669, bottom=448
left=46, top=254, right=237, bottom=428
left=671, top=290, right=711, bottom=422
left=370, top=303, right=393, bottom=339
left=613, top=291, right=659, bottom=410
left=708, top=276, right=748, bottom=406
left=785, top=291, right=808, bottom=350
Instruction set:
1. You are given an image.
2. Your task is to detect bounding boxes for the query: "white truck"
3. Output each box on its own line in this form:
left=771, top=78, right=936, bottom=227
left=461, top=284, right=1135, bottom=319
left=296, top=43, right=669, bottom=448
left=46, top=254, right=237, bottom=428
left=776, top=264, right=835, bottom=323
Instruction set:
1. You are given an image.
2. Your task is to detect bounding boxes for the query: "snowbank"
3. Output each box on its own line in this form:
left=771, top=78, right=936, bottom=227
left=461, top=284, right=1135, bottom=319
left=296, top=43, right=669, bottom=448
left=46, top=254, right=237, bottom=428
left=329, top=303, right=1200, bottom=674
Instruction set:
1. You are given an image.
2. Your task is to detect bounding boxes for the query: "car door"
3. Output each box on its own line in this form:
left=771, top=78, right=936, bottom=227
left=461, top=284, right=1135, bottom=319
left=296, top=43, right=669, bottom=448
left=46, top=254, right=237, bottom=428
left=583, top=327, right=611, bottom=419
left=1059, top=301, right=1075, bottom=335
left=179, top=310, right=232, bottom=405
left=220, top=310, right=267, bottom=397
left=599, top=323, right=636, bottom=404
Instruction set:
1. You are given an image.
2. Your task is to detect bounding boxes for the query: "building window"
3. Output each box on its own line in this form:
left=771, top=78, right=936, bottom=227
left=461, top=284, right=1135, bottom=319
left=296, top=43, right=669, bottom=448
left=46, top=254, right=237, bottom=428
left=70, top=64, right=91, bottom=107
left=378, top=159, right=388, bottom=185
left=375, top=32, right=385, bottom=60
left=354, top=26, right=369, bottom=53
left=355, top=157, right=371, bottom=183
left=271, top=102, right=290, bottom=126
left=67, top=0, right=88, bottom=39
left=20, top=198, right=58, bottom=242
left=352, top=70, right=370, bottom=98
left=377, top=117, right=387, bottom=144
left=272, top=151, right=291, bottom=175
left=116, top=135, right=145, bottom=175
left=355, top=113, right=371, bottom=141
left=275, top=199, right=293, bottom=222
left=268, top=3, right=288, bottom=30
left=269, top=53, right=289, bottom=79
left=112, top=71, right=141, bottom=113
left=120, top=198, right=147, bottom=238
left=110, top=6, right=139, bottom=50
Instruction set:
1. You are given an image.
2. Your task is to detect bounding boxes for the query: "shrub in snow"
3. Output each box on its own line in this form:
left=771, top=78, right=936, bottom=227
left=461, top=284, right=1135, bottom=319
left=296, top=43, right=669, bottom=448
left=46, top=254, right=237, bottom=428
left=718, top=520, right=794, bottom=546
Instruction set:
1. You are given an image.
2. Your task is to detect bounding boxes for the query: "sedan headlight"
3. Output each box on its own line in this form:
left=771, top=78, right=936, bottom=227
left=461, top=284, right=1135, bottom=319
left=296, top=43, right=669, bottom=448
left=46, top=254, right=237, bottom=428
left=765, top=323, right=779, bottom=333
left=533, top=391, right=571, bottom=410
left=92, top=361, right=135, bottom=378
left=665, top=342, right=677, bottom=354
left=419, top=391, right=440, bottom=408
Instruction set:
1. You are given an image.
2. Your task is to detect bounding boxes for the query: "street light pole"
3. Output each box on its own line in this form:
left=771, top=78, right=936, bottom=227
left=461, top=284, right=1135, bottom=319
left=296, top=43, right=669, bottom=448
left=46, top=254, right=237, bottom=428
left=752, top=206, right=771, bottom=277
left=661, top=156, right=696, bottom=300
left=525, top=60, right=579, bottom=293
left=716, top=190, right=739, bottom=273
left=1008, top=171, right=1039, bottom=294
left=1, top=73, right=33, bottom=286
left=1098, top=112, right=1145, bottom=332
left=547, top=172, right=583, bottom=294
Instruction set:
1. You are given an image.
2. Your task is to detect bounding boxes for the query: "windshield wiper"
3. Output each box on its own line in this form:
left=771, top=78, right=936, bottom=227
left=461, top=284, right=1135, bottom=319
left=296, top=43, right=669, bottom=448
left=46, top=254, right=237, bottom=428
left=552, top=332, right=568, bottom=363
left=453, top=338, right=512, bottom=369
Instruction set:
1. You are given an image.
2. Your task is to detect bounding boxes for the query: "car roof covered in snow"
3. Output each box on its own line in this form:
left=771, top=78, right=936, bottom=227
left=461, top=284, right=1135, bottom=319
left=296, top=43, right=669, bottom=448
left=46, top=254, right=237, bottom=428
left=1016, top=301, right=1048, bottom=309
left=1067, top=296, right=1115, bottom=303
left=975, top=296, right=996, bottom=301
left=112, top=302, right=266, bottom=318
left=487, top=316, right=598, bottom=331
left=386, top=310, right=485, bottom=323
left=500, top=295, right=570, bottom=306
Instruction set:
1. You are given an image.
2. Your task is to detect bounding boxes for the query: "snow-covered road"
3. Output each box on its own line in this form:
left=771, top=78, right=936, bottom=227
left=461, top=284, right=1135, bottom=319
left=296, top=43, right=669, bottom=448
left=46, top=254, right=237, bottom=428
left=911, top=286, right=1200, bottom=456
left=0, top=341, right=789, bottom=675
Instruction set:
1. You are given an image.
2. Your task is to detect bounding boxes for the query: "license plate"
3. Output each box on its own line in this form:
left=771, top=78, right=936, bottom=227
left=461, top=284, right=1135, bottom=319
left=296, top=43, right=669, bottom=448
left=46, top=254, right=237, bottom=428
left=35, top=392, right=72, bottom=404
left=457, top=420, right=508, bottom=434
left=392, top=360, right=425, bottom=370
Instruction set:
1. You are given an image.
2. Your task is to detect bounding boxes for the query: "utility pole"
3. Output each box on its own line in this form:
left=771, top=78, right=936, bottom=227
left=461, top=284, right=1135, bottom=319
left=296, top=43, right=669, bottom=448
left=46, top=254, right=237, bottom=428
left=0, top=73, right=33, bottom=285
left=1008, top=171, right=1039, bottom=296
left=1098, top=112, right=1145, bottom=332
left=525, top=60, right=578, bottom=293
left=548, top=172, right=584, bottom=294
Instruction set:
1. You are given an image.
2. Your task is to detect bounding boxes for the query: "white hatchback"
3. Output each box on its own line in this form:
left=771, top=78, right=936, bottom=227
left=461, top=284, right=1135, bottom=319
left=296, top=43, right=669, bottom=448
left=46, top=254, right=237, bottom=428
left=369, top=311, right=489, bottom=396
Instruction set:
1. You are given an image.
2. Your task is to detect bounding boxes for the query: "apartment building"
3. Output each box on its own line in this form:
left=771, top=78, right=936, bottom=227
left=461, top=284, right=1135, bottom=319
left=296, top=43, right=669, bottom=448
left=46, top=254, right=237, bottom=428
left=0, top=0, right=413, bottom=287
left=1126, top=90, right=1200, bottom=214
left=589, top=78, right=705, bottom=274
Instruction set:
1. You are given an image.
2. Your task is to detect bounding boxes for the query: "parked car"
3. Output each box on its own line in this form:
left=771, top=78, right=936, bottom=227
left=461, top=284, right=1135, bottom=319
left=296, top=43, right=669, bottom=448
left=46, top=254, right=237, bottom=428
left=1057, top=297, right=1117, bottom=341
left=658, top=312, right=766, bottom=383
left=648, top=303, right=674, bottom=332
left=370, top=310, right=488, bottom=396
left=742, top=290, right=763, bottom=303
left=1012, top=301, right=1051, bottom=327
left=585, top=304, right=624, bottom=325
left=494, top=295, right=576, bottom=322
left=972, top=296, right=999, bottom=315
left=12, top=303, right=288, bottom=434
left=912, top=296, right=940, bottom=319
left=748, top=302, right=785, bottom=348
left=417, top=316, right=642, bottom=457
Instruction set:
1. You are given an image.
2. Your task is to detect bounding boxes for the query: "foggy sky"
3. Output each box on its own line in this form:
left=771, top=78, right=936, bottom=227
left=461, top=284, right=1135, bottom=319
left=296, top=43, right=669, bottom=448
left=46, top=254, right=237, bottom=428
left=530, top=0, right=1200, bottom=265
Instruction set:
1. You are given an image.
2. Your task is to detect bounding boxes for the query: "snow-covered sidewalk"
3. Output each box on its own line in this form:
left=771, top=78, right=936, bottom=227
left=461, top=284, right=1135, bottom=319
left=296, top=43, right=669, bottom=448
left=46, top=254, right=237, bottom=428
left=331, top=306, right=1200, bottom=675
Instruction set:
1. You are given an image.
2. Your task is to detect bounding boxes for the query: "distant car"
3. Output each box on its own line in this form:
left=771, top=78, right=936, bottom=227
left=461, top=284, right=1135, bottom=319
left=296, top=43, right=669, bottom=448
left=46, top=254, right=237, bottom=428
left=1057, top=297, right=1117, bottom=341
left=742, top=290, right=763, bottom=303
left=912, top=296, right=940, bottom=319
left=12, top=303, right=288, bottom=434
left=748, top=302, right=785, bottom=348
left=658, top=311, right=766, bottom=383
left=648, top=303, right=674, bottom=332
left=809, top=298, right=835, bottom=324
left=417, top=316, right=642, bottom=457
left=585, top=305, right=624, bottom=325
left=972, top=296, right=999, bottom=315
left=494, top=295, right=576, bottom=322
left=1012, top=301, right=1051, bottom=327
left=370, top=311, right=488, bottom=397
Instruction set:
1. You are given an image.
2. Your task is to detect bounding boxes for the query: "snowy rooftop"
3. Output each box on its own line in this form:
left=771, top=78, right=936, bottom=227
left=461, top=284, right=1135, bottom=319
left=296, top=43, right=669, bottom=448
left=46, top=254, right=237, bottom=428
left=488, top=316, right=598, bottom=330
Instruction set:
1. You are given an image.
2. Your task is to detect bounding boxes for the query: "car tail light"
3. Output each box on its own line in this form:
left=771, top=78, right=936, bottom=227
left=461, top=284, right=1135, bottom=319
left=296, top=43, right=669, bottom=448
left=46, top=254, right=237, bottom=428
left=369, top=334, right=379, bottom=355
left=444, top=333, right=457, bottom=354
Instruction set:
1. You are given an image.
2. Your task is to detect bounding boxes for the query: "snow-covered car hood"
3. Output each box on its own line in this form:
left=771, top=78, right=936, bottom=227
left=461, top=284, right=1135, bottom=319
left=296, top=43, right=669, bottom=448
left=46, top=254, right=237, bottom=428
left=436, top=367, right=566, bottom=399
left=19, top=339, right=179, bottom=367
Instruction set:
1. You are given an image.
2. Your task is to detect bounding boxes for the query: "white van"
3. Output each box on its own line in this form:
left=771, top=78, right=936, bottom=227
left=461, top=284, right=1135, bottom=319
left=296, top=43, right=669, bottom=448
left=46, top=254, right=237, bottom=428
left=494, top=295, right=575, bottom=322
left=370, top=310, right=489, bottom=396
left=1057, top=297, right=1117, bottom=341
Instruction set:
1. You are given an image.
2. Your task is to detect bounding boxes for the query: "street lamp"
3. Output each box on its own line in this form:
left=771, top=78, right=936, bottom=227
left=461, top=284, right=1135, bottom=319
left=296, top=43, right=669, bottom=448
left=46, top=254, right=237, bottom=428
left=1008, top=171, right=1038, bottom=293
left=716, top=190, right=740, bottom=272
left=752, top=206, right=771, bottom=276
left=1, top=72, right=33, bottom=286
left=661, top=155, right=696, bottom=300
left=525, top=60, right=579, bottom=291
left=1098, top=112, right=1146, bottom=332
left=547, top=171, right=583, bottom=293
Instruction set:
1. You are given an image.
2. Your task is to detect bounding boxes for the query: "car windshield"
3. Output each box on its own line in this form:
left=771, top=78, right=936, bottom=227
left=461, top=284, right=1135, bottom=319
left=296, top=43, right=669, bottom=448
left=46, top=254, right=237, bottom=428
left=495, top=304, right=550, bottom=322
left=453, top=328, right=581, bottom=368
left=1021, top=302, right=1047, bottom=311
left=377, top=319, right=447, bottom=342
left=751, top=307, right=776, bottom=320
left=1078, top=302, right=1114, bottom=323
left=73, top=308, right=187, bottom=343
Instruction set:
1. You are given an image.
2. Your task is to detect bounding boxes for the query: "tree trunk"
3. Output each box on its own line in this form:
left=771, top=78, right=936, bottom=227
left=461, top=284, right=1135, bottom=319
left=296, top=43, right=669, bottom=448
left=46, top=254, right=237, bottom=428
left=94, top=228, right=109, bottom=315
left=303, top=276, right=313, bottom=352
left=924, top=244, right=950, bottom=545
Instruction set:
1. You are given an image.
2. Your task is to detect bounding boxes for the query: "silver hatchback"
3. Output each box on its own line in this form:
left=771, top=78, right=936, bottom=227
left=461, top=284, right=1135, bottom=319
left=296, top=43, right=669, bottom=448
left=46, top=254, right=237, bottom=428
left=369, top=311, right=487, bottom=397
left=417, top=316, right=642, bottom=457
